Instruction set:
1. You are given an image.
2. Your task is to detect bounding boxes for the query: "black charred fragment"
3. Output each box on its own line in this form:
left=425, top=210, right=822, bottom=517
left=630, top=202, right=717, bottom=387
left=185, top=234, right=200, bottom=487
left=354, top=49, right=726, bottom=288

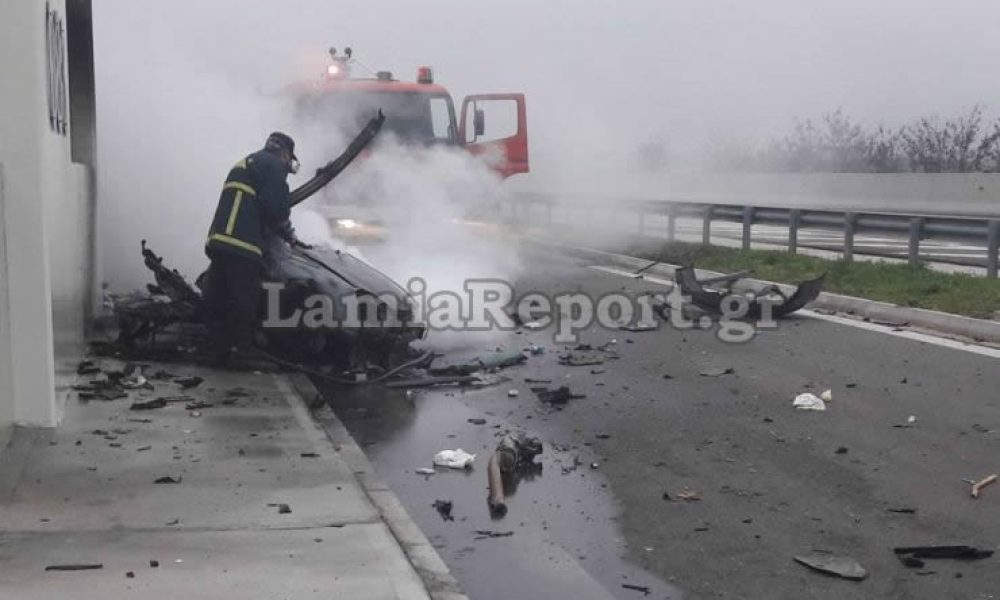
left=432, top=500, right=454, bottom=522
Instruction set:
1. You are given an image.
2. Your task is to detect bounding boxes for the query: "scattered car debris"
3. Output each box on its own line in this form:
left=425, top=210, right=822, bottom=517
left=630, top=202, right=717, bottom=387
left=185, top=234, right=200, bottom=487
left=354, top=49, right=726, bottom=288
left=970, top=474, right=998, bottom=498
left=699, top=367, right=734, bottom=377
left=893, top=415, right=917, bottom=428
left=387, top=375, right=480, bottom=389
left=524, top=378, right=552, bottom=384
left=819, top=389, right=833, bottom=402
left=886, top=507, right=917, bottom=514
left=76, top=360, right=102, bottom=376
left=467, top=418, right=487, bottom=425
left=131, top=398, right=167, bottom=411
left=184, top=401, right=213, bottom=410
left=430, top=351, right=527, bottom=377
left=793, top=393, right=826, bottom=411
left=507, top=389, right=519, bottom=397
left=835, top=447, right=849, bottom=454
left=299, top=452, right=319, bottom=458
left=895, top=545, right=994, bottom=568
left=488, top=433, right=544, bottom=516
left=433, top=449, right=476, bottom=469
left=174, top=376, right=204, bottom=389
left=621, top=583, right=651, bottom=595
left=415, top=468, right=435, bottom=476
left=149, top=560, right=159, bottom=568
left=153, top=476, right=181, bottom=484
left=432, top=499, right=454, bottom=522
left=45, top=564, right=104, bottom=572
left=619, top=323, right=657, bottom=333
left=265, top=503, right=292, bottom=514
left=473, top=530, right=514, bottom=539
left=676, top=488, right=702, bottom=502
left=528, top=344, right=545, bottom=355
left=673, top=265, right=825, bottom=319
left=136, top=445, right=152, bottom=452
left=794, top=554, right=868, bottom=581
left=558, top=354, right=605, bottom=367
left=149, top=370, right=175, bottom=381
left=533, top=386, right=586, bottom=405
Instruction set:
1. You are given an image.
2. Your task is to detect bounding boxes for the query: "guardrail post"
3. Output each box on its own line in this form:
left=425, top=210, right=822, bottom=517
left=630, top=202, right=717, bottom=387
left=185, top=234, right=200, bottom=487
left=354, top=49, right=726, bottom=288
left=988, top=219, right=1000, bottom=278
left=788, top=209, right=801, bottom=254
left=666, top=205, right=676, bottom=242
left=742, top=206, right=754, bottom=250
left=702, top=206, right=714, bottom=246
left=843, top=212, right=857, bottom=262
left=907, top=217, right=924, bottom=266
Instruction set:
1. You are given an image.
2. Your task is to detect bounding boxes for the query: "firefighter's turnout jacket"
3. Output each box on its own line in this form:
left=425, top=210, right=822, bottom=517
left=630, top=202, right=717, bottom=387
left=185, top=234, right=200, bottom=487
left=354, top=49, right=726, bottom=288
left=205, top=149, right=291, bottom=261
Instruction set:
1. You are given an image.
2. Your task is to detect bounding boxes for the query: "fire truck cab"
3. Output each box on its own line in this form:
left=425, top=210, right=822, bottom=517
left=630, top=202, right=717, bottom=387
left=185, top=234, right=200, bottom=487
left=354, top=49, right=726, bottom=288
left=292, top=48, right=529, bottom=179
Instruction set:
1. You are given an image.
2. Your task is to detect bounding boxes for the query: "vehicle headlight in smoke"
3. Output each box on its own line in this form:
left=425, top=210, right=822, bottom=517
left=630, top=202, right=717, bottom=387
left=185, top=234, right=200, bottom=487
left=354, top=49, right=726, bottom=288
left=336, top=218, right=358, bottom=229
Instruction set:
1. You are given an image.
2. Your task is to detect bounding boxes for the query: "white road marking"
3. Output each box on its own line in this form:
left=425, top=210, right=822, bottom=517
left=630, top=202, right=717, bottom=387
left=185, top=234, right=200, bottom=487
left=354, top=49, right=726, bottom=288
left=586, top=264, right=1000, bottom=359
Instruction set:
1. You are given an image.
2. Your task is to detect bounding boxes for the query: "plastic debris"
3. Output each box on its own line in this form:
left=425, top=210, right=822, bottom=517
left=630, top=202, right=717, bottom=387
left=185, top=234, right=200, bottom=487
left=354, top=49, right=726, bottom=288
left=621, top=583, right=652, bottom=594
left=46, top=564, right=104, bottom=572
left=676, top=488, right=702, bottom=502
left=153, top=476, right=181, bottom=484
left=794, top=554, right=868, bottom=581
left=819, top=389, right=833, bottom=402
left=971, top=474, right=998, bottom=498
left=174, top=376, right=204, bottom=389
left=895, top=545, right=994, bottom=569
left=433, top=449, right=476, bottom=469
left=507, top=389, right=519, bottom=397
left=473, top=530, right=513, bottom=539
left=533, top=386, right=586, bottom=405
left=793, top=393, right=826, bottom=411
left=432, top=499, right=454, bottom=522
left=415, top=468, right=435, bottom=476
left=130, top=398, right=167, bottom=411
left=699, top=367, right=734, bottom=377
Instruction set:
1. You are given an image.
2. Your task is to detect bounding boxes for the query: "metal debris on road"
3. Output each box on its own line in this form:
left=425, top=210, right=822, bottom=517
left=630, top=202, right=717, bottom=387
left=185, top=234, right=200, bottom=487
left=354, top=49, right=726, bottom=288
left=792, top=393, right=826, bottom=411
left=185, top=401, right=213, bottom=410
left=467, top=418, right=487, bottom=425
left=895, top=545, right=994, bottom=568
left=432, top=499, right=454, bottom=521
left=674, top=265, right=824, bottom=319
left=415, top=468, right=435, bottom=476
left=153, top=476, right=181, bottom=484
left=433, top=449, right=477, bottom=469
left=507, top=389, right=519, bottom=397
left=676, top=488, right=702, bottom=502
left=971, top=474, right=998, bottom=498
left=174, top=376, right=204, bottom=389
left=267, top=503, right=292, bottom=514
left=558, top=354, right=605, bottom=367
left=886, top=507, right=917, bottom=514
left=45, top=564, right=104, bottom=572
left=533, top=386, right=586, bottom=405
left=130, top=398, right=167, bottom=411
left=794, top=554, right=868, bottom=581
left=473, top=530, right=514, bottom=539
left=699, top=367, right=734, bottom=377
left=621, top=583, right=651, bottom=595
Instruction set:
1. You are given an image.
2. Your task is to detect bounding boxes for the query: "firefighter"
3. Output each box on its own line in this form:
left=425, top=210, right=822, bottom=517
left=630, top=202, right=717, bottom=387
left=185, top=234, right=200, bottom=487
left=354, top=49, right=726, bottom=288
left=203, top=131, right=310, bottom=365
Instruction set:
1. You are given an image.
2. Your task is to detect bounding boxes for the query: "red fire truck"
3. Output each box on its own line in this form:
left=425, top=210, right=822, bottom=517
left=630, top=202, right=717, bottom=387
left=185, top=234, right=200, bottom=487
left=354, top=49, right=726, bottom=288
left=290, top=48, right=529, bottom=242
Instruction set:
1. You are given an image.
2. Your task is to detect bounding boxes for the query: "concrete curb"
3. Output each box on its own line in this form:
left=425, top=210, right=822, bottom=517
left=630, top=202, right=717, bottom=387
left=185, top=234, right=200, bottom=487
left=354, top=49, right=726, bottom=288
left=285, top=373, right=469, bottom=600
left=524, top=236, right=1000, bottom=345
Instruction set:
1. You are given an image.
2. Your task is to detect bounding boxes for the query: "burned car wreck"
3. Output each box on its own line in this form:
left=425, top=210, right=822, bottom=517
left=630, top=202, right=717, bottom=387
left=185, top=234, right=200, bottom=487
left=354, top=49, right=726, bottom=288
left=113, top=113, right=425, bottom=371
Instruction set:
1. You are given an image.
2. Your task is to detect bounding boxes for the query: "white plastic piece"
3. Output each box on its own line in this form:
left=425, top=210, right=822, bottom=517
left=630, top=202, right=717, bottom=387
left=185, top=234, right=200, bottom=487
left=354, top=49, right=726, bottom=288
left=819, top=389, right=833, bottom=402
left=793, top=393, right=827, bottom=411
left=433, top=449, right=476, bottom=469
left=508, top=389, right=519, bottom=397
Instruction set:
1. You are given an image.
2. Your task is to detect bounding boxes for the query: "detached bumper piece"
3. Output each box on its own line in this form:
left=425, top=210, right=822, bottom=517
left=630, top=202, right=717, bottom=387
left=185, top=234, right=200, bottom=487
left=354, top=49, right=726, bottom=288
left=675, top=265, right=825, bottom=319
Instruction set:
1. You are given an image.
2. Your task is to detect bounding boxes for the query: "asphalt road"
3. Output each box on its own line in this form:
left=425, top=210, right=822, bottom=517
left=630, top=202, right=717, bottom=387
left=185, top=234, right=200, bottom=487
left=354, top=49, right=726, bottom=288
left=318, top=244, right=1000, bottom=600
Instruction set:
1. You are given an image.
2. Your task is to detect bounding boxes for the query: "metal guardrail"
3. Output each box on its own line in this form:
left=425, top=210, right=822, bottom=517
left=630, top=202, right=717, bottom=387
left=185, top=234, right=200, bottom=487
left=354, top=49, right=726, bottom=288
left=509, top=192, right=1000, bottom=278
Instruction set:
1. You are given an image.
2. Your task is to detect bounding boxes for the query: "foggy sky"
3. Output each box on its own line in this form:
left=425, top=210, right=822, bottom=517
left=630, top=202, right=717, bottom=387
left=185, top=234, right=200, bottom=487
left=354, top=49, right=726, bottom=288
left=95, top=0, right=1000, bottom=174
left=92, top=0, right=1000, bottom=286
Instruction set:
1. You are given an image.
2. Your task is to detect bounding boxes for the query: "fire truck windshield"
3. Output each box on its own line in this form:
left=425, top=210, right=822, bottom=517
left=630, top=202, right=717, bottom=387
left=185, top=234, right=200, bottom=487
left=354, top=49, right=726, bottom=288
left=298, top=91, right=457, bottom=146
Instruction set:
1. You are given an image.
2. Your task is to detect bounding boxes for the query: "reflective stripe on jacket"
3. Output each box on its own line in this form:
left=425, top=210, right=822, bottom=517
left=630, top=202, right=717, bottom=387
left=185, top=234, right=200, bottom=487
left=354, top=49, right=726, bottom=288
left=205, top=149, right=291, bottom=261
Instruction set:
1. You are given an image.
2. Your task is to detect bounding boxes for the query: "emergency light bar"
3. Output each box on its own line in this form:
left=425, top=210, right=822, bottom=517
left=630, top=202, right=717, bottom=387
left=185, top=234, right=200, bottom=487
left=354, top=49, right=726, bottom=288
left=417, top=66, right=433, bottom=84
